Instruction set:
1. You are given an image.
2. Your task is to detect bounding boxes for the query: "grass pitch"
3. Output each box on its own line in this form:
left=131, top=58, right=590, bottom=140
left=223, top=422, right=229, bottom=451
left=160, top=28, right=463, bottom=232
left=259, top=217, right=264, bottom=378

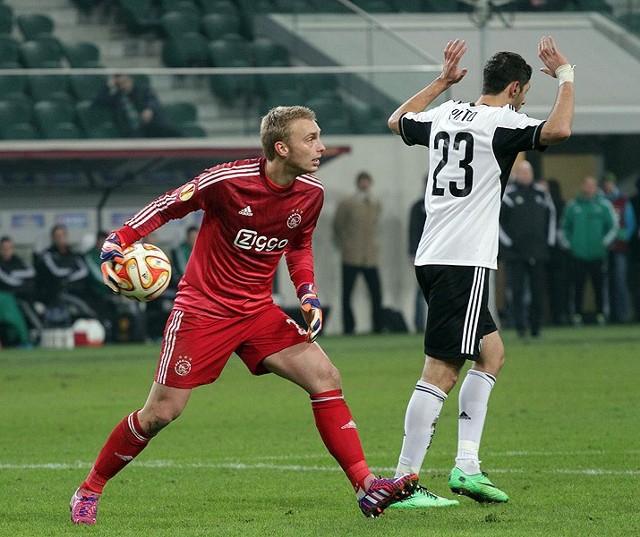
left=1, top=326, right=639, bottom=536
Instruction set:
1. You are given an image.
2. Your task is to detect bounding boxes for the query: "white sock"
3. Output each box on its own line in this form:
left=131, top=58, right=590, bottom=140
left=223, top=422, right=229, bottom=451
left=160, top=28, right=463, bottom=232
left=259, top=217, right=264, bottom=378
left=395, top=381, right=447, bottom=477
left=455, top=369, right=496, bottom=475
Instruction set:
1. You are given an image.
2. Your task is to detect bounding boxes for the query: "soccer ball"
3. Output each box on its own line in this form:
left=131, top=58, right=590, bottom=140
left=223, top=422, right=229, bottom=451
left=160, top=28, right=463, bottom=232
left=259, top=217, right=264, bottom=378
left=114, top=242, right=172, bottom=302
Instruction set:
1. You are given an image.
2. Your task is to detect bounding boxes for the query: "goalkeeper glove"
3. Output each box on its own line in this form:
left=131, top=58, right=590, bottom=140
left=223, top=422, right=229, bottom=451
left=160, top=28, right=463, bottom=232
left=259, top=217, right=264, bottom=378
left=100, top=231, right=126, bottom=294
left=297, top=283, right=323, bottom=343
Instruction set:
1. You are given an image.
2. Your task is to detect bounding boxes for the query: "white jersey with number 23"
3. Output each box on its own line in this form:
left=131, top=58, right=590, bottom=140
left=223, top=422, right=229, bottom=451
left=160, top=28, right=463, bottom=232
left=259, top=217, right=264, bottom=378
left=399, top=100, right=546, bottom=270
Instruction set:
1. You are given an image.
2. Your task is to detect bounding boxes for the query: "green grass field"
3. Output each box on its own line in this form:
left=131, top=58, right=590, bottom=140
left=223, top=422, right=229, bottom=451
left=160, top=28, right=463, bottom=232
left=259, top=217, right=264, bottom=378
left=1, top=327, right=639, bottom=536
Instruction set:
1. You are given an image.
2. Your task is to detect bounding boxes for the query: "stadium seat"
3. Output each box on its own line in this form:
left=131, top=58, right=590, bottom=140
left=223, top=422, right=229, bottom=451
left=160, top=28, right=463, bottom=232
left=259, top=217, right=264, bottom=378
left=198, top=0, right=240, bottom=16
left=33, top=100, right=80, bottom=139
left=28, top=75, right=73, bottom=104
left=0, top=36, right=21, bottom=68
left=162, top=33, right=208, bottom=67
left=0, top=4, right=14, bottom=36
left=250, top=37, right=290, bottom=67
left=162, top=102, right=207, bottom=136
left=16, top=13, right=54, bottom=41
left=159, top=0, right=201, bottom=16
left=0, top=74, right=28, bottom=100
left=0, top=122, right=39, bottom=140
left=347, top=101, right=388, bottom=134
left=259, top=89, right=305, bottom=116
left=201, top=12, right=242, bottom=40
left=0, top=99, right=33, bottom=126
left=234, top=0, right=275, bottom=14
left=389, top=0, right=424, bottom=11
left=69, top=74, right=107, bottom=103
left=273, top=0, right=319, bottom=13
left=116, top=0, right=161, bottom=35
left=64, top=42, right=102, bottom=68
left=305, top=96, right=350, bottom=133
left=207, top=35, right=257, bottom=103
left=76, top=101, right=120, bottom=138
left=20, top=40, right=64, bottom=68
left=352, top=0, right=395, bottom=12
left=259, top=72, right=306, bottom=100
left=303, top=73, right=340, bottom=99
left=160, top=11, right=201, bottom=40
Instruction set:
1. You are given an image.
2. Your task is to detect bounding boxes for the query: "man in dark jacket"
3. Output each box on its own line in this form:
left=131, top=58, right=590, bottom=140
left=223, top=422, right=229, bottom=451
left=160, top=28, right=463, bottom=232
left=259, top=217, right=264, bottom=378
left=499, top=160, right=556, bottom=338
left=93, top=74, right=181, bottom=138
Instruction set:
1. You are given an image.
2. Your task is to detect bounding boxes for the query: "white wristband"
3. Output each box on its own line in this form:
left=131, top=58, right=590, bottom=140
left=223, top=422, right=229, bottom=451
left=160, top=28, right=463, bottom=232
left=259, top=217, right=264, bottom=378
left=555, top=64, right=574, bottom=85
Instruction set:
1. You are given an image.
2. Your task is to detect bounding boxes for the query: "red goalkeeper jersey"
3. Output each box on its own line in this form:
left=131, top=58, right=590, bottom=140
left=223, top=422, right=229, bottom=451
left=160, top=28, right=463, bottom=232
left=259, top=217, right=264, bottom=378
left=118, top=158, right=324, bottom=317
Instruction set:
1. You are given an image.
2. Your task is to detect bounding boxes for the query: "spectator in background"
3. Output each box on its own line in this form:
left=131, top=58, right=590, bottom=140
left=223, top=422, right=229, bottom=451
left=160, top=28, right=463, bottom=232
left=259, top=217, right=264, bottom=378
left=541, top=178, right=570, bottom=325
left=0, top=236, right=35, bottom=347
left=562, top=176, right=618, bottom=325
left=499, top=160, right=556, bottom=339
left=601, top=173, right=636, bottom=323
left=628, top=174, right=640, bottom=322
left=93, top=74, right=181, bottom=138
left=408, top=176, right=428, bottom=332
left=34, top=224, right=93, bottom=325
left=171, top=225, right=198, bottom=283
left=333, top=171, right=383, bottom=334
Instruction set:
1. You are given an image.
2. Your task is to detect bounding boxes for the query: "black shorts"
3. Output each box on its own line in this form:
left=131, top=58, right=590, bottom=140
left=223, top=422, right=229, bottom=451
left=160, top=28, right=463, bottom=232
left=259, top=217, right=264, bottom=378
left=416, top=264, right=498, bottom=361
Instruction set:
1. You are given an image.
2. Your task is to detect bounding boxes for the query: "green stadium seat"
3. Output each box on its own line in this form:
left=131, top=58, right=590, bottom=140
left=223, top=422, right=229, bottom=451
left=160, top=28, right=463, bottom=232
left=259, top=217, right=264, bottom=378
left=160, top=11, right=201, bottom=40
left=0, top=122, right=39, bottom=140
left=347, top=101, right=388, bottom=134
left=162, top=33, right=208, bottom=67
left=352, top=0, right=395, bottom=12
left=303, top=73, right=340, bottom=99
left=0, top=99, right=33, bottom=125
left=64, top=42, right=102, bottom=68
left=0, top=4, right=13, bottom=35
left=273, top=0, right=319, bottom=13
left=207, top=35, right=257, bottom=103
left=259, top=89, right=305, bottom=116
left=235, top=0, right=275, bottom=14
left=305, top=96, right=350, bottom=133
left=0, top=74, right=28, bottom=100
left=198, top=0, right=240, bottom=16
left=69, top=74, right=107, bottom=103
left=389, top=0, right=424, bottom=12
left=76, top=101, right=120, bottom=138
left=159, top=0, right=201, bottom=16
left=162, top=101, right=207, bottom=136
left=0, top=36, right=20, bottom=68
left=201, top=12, right=241, bottom=40
left=259, top=73, right=306, bottom=101
left=20, top=39, right=64, bottom=68
left=16, top=13, right=54, bottom=41
left=33, top=100, right=80, bottom=139
left=116, top=0, right=161, bottom=35
left=28, top=75, right=73, bottom=104
left=250, top=37, right=290, bottom=67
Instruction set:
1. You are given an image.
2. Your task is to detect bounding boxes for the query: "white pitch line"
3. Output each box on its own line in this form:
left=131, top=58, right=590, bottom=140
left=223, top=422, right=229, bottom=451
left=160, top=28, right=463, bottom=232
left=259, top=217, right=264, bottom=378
left=1, top=460, right=639, bottom=476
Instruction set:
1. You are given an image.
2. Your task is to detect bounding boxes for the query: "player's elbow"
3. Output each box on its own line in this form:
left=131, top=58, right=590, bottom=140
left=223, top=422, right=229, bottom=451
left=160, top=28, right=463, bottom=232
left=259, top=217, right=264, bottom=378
left=387, top=115, right=400, bottom=135
left=541, top=125, right=571, bottom=146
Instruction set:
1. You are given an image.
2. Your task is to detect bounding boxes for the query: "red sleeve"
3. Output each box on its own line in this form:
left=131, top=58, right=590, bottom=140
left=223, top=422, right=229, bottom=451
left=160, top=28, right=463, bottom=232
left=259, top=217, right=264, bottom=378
left=285, top=188, right=323, bottom=291
left=118, top=170, right=215, bottom=239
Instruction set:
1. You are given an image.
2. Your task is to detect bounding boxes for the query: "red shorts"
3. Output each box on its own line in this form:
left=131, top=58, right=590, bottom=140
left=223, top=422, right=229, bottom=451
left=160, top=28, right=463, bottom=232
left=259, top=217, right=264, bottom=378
left=155, top=304, right=308, bottom=389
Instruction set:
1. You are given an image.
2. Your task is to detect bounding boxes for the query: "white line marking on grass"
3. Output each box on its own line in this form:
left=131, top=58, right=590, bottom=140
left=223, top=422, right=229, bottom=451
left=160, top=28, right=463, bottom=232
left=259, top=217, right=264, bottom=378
left=2, top=460, right=639, bottom=476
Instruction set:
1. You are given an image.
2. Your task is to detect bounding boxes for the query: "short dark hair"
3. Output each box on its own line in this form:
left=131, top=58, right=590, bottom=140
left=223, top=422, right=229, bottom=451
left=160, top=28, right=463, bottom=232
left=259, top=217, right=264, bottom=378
left=482, top=51, right=532, bottom=95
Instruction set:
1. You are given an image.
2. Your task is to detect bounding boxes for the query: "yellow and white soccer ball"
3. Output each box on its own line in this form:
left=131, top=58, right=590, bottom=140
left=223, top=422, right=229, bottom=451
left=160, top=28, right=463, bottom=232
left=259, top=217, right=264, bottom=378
left=114, top=242, right=172, bottom=302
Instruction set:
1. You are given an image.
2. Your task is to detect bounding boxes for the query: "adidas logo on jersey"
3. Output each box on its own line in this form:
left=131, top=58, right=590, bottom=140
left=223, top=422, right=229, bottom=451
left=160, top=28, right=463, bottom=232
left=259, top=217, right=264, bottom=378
left=459, top=411, right=471, bottom=420
left=238, top=205, right=253, bottom=216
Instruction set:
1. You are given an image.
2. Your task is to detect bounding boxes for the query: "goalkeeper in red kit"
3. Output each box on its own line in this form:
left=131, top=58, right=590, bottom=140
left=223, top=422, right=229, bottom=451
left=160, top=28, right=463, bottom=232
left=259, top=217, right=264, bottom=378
left=70, top=105, right=418, bottom=525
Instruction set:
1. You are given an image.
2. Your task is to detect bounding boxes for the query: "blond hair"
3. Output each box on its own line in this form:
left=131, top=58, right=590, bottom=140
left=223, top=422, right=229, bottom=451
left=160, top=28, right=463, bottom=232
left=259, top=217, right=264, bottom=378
left=260, top=106, right=316, bottom=160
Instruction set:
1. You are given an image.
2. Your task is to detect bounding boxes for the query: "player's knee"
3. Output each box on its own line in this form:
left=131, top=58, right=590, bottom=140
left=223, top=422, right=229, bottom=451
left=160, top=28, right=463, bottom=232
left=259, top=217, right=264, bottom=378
left=140, top=405, right=182, bottom=435
left=318, top=361, right=342, bottom=390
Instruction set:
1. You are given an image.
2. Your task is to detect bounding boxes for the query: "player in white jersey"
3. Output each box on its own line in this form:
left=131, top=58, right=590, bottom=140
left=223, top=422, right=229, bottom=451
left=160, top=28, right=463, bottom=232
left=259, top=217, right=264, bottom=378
left=386, top=37, right=574, bottom=508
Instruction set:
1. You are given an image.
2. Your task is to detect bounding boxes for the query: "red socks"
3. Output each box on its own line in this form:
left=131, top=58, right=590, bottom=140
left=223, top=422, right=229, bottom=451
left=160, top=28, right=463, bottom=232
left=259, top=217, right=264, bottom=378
left=82, top=410, right=153, bottom=494
left=310, top=390, right=371, bottom=493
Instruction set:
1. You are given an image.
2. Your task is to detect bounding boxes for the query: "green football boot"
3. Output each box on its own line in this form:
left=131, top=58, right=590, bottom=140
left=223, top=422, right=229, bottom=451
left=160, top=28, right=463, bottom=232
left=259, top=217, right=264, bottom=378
left=448, top=467, right=509, bottom=503
left=387, top=485, right=460, bottom=509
